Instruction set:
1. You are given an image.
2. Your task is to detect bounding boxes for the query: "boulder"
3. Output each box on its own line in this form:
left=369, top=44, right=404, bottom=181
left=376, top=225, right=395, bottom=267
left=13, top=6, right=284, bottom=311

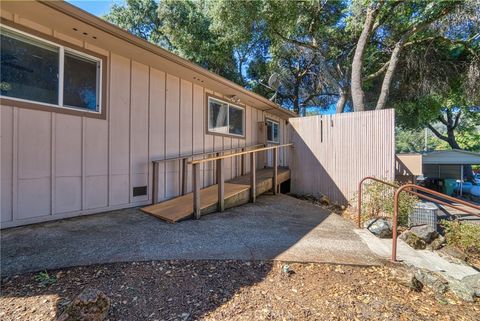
left=427, top=235, right=445, bottom=251
left=57, top=288, right=110, bottom=321
left=414, top=269, right=449, bottom=294
left=399, top=230, right=426, bottom=250
left=364, top=218, right=392, bottom=238
left=447, top=277, right=476, bottom=302
left=389, top=266, right=423, bottom=291
left=409, top=225, right=438, bottom=243
left=439, top=245, right=468, bottom=263
left=461, top=273, right=480, bottom=297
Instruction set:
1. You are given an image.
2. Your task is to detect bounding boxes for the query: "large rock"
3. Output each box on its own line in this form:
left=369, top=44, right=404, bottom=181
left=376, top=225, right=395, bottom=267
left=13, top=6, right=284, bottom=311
left=389, top=266, right=423, bottom=291
left=462, top=273, right=480, bottom=297
left=364, top=218, right=392, bottom=238
left=409, top=225, right=438, bottom=243
left=427, top=235, right=445, bottom=251
left=414, top=269, right=449, bottom=294
left=447, top=277, right=476, bottom=302
left=399, top=230, right=427, bottom=250
left=57, top=288, right=110, bottom=321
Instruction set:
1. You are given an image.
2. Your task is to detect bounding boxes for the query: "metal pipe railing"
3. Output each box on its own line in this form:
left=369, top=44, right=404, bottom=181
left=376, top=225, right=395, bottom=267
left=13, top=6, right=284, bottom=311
left=190, top=143, right=294, bottom=219
left=358, top=177, right=480, bottom=262
left=357, top=177, right=480, bottom=228
left=392, top=184, right=480, bottom=262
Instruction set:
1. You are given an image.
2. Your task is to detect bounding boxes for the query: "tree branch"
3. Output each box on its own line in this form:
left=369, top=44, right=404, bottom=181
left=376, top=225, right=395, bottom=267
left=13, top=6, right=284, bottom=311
left=453, top=110, right=462, bottom=129
left=363, top=60, right=390, bottom=81
left=427, top=124, right=448, bottom=142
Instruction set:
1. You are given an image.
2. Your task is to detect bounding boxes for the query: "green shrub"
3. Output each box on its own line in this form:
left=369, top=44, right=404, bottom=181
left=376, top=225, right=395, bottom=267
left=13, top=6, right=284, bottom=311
left=34, top=271, right=57, bottom=286
left=442, top=220, right=480, bottom=254
left=353, top=180, right=418, bottom=227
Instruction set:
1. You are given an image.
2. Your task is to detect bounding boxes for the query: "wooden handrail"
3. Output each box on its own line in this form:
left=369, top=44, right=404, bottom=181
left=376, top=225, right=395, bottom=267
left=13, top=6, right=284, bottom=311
left=192, top=143, right=294, bottom=219
left=189, top=143, right=293, bottom=165
left=152, top=143, right=264, bottom=164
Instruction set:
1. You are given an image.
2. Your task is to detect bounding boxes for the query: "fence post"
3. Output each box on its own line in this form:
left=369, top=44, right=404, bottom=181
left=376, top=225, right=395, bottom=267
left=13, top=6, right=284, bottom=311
left=193, top=163, right=201, bottom=219
left=250, top=152, right=256, bottom=202
left=273, top=147, right=278, bottom=194
left=217, top=158, right=225, bottom=212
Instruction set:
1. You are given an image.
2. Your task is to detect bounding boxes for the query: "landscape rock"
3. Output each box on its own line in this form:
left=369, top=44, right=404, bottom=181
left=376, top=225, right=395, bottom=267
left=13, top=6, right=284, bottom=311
left=409, top=225, right=438, bottom=243
left=364, top=218, right=392, bottom=238
left=389, top=267, right=423, bottom=291
left=461, top=273, right=480, bottom=297
left=414, top=269, right=448, bottom=294
left=439, top=245, right=468, bottom=263
left=427, top=235, right=445, bottom=251
left=57, top=288, right=110, bottom=321
left=399, top=230, right=426, bottom=250
left=447, top=277, right=476, bottom=302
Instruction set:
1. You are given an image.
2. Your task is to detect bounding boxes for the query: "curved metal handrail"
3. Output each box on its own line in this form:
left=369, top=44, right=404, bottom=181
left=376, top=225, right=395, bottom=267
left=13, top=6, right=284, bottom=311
left=392, top=184, right=480, bottom=262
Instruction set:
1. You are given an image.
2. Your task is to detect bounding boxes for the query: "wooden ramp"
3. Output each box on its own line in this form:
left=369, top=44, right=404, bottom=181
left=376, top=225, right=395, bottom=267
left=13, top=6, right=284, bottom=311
left=141, top=168, right=290, bottom=223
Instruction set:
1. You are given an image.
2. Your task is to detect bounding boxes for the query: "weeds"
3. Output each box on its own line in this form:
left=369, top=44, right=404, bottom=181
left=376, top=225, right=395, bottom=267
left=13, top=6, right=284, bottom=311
left=34, top=271, right=57, bottom=286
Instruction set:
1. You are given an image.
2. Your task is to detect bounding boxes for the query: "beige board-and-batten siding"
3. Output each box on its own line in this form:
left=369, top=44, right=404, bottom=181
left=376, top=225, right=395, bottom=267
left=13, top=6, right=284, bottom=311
left=0, top=11, right=290, bottom=228
left=289, top=109, right=395, bottom=205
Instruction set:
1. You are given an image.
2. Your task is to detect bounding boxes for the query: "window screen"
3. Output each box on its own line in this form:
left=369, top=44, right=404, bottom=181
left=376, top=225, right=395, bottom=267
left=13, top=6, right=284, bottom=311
left=64, top=51, right=99, bottom=110
left=267, top=119, right=280, bottom=143
left=208, top=98, right=229, bottom=133
left=229, top=105, right=244, bottom=136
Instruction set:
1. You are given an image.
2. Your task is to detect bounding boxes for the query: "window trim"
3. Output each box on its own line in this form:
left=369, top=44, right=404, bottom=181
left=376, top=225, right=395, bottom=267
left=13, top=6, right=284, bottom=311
left=206, top=93, right=246, bottom=139
left=0, top=19, right=107, bottom=120
left=266, top=118, right=280, bottom=144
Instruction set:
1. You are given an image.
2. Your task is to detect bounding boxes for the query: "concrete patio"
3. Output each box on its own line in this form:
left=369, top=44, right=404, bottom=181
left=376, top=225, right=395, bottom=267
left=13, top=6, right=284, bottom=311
left=1, top=194, right=383, bottom=276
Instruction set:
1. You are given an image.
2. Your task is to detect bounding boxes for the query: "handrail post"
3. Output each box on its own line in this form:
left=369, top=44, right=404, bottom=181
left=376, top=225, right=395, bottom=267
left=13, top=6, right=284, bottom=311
left=250, top=152, right=256, bottom=202
left=193, top=163, right=201, bottom=219
left=273, top=147, right=278, bottom=194
left=241, top=147, right=245, bottom=176
left=181, top=158, right=188, bottom=195
left=152, top=161, right=158, bottom=205
left=217, top=158, right=225, bottom=212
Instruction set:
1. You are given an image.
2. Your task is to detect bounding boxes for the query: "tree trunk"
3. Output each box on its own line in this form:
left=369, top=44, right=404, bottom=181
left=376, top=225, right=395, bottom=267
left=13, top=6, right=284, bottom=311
left=351, top=4, right=381, bottom=112
left=375, top=40, right=404, bottom=110
left=336, top=88, right=347, bottom=113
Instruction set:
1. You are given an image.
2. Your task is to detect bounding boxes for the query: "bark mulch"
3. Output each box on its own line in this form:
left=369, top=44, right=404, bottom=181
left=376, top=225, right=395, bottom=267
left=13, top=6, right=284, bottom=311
left=1, top=260, right=478, bottom=321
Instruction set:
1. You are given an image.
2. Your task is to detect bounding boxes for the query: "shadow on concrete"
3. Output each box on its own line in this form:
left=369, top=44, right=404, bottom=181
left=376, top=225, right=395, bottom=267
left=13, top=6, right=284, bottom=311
left=1, top=194, right=380, bottom=320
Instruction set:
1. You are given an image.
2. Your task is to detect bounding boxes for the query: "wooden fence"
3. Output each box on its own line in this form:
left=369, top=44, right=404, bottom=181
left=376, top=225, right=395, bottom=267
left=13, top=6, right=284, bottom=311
left=289, top=109, right=395, bottom=205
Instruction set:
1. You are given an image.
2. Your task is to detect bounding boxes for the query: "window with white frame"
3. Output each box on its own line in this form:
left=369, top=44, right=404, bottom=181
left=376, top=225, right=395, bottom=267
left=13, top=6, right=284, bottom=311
left=0, top=25, right=102, bottom=112
left=266, top=119, right=280, bottom=143
left=208, top=96, right=245, bottom=137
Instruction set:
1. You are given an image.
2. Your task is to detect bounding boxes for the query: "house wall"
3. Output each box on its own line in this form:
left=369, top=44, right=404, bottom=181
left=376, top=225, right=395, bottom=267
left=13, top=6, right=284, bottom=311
left=289, top=109, right=395, bottom=205
left=0, top=14, right=289, bottom=228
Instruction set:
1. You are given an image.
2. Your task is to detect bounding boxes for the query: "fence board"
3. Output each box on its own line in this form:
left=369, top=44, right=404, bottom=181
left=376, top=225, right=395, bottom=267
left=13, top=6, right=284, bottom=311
left=289, top=109, right=395, bottom=205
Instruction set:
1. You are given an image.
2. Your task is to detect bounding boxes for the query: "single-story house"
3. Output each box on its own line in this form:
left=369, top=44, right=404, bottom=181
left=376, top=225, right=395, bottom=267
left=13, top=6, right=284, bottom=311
left=0, top=0, right=296, bottom=228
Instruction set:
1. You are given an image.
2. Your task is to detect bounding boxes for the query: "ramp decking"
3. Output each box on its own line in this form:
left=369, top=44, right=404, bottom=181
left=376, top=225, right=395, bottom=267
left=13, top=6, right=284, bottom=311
left=141, top=167, right=290, bottom=223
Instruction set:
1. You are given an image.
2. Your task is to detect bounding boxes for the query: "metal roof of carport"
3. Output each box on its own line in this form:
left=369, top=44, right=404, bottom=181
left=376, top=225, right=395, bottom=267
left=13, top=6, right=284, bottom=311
left=422, top=150, right=480, bottom=165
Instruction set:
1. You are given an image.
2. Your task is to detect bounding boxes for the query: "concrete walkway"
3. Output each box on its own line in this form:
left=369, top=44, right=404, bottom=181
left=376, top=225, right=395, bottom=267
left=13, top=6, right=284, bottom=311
left=355, top=229, right=478, bottom=280
left=1, top=194, right=382, bottom=276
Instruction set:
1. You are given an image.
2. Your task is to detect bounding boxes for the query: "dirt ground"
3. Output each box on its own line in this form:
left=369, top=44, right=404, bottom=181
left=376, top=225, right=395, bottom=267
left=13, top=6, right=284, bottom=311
left=1, top=260, right=478, bottom=321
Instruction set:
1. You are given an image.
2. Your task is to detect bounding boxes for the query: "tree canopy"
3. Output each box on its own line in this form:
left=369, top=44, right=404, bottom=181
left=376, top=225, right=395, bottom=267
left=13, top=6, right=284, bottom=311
left=104, top=0, right=480, bottom=151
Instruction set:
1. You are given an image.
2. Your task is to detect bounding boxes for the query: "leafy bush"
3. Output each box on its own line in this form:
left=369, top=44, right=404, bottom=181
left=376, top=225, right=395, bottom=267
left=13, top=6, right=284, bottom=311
left=442, top=220, right=480, bottom=255
left=354, top=180, right=418, bottom=227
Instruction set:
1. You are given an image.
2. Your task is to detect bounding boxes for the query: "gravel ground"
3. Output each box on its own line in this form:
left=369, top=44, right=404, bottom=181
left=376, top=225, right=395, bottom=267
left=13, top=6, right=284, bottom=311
left=1, top=260, right=478, bottom=321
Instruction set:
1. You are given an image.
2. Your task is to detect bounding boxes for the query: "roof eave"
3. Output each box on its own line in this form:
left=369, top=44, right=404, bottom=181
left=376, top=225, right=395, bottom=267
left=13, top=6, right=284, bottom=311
left=40, top=0, right=297, bottom=119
